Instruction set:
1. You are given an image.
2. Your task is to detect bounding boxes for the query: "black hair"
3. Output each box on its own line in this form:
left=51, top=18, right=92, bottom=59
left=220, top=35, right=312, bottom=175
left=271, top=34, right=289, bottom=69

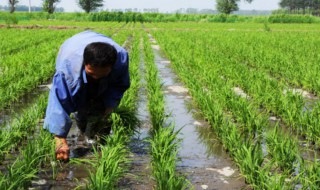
left=83, top=42, right=117, bottom=67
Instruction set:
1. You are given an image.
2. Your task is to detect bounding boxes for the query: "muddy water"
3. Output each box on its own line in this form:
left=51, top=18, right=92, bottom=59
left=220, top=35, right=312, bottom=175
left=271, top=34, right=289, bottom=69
left=0, top=84, right=50, bottom=126
left=149, top=35, right=248, bottom=190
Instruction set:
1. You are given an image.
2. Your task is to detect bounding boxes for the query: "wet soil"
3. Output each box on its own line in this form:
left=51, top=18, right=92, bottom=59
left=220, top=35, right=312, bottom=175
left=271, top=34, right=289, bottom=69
left=148, top=34, right=248, bottom=190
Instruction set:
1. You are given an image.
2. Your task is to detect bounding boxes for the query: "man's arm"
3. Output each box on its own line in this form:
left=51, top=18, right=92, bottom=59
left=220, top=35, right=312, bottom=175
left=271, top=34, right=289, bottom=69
left=44, top=72, right=75, bottom=161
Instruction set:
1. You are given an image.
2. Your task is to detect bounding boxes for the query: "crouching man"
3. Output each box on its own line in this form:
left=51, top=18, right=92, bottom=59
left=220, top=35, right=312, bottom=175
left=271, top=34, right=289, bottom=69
left=44, top=31, right=130, bottom=162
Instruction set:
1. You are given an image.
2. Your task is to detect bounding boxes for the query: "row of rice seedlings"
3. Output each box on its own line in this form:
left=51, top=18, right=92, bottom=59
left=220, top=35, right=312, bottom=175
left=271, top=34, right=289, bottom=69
left=215, top=44, right=320, bottom=147
left=171, top=30, right=315, bottom=180
left=149, top=30, right=315, bottom=189
left=193, top=30, right=320, bottom=147
left=0, top=29, right=67, bottom=55
left=171, top=56, right=272, bottom=188
left=299, top=159, right=320, bottom=189
left=177, top=29, right=318, bottom=188
left=0, top=30, right=80, bottom=109
left=86, top=114, right=132, bottom=190
left=142, top=35, right=165, bottom=131
left=196, top=33, right=319, bottom=189
left=0, top=92, right=55, bottom=189
left=157, top=29, right=320, bottom=148
left=227, top=32, right=320, bottom=96
left=85, top=30, right=141, bottom=189
left=0, top=92, right=49, bottom=162
left=110, top=25, right=134, bottom=46
left=18, top=20, right=124, bottom=29
left=265, top=127, right=300, bottom=175
left=142, top=33, right=189, bottom=190
left=0, top=129, right=53, bottom=189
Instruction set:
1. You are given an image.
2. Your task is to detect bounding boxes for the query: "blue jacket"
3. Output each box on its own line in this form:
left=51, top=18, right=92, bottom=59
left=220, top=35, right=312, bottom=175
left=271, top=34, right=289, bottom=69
left=44, top=31, right=130, bottom=137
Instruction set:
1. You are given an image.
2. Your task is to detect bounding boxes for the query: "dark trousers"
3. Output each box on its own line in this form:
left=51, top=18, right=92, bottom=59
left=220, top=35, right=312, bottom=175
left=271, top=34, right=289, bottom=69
left=74, top=99, right=111, bottom=138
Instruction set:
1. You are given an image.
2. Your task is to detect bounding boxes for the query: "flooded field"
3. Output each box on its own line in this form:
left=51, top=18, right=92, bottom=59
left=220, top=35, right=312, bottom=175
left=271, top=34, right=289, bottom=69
left=0, top=21, right=319, bottom=189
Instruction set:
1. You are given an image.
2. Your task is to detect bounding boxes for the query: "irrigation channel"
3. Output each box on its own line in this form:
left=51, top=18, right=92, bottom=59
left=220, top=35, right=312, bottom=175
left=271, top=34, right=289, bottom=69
left=147, top=33, right=247, bottom=189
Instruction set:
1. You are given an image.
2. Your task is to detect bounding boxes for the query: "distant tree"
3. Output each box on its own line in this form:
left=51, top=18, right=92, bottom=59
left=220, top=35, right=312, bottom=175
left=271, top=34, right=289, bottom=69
left=279, top=0, right=320, bottom=15
left=42, top=0, right=60, bottom=14
left=216, top=0, right=239, bottom=14
left=216, top=0, right=254, bottom=14
left=78, top=0, right=104, bottom=13
left=9, top=0, right=19, bottom=13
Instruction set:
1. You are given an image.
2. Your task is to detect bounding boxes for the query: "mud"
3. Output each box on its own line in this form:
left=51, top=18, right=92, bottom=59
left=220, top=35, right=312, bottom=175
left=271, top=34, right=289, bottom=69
left=149, top=34, right=248, bottom=190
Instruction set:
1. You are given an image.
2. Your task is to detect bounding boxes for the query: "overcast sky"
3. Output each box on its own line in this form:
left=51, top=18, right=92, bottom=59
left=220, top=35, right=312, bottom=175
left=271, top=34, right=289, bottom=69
left=1, top=0, right=280, bottom=12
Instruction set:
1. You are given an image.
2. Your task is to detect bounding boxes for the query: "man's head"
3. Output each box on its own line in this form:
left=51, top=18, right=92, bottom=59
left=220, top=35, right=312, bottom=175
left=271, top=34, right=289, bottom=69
left=83, top=42, right=117, bottom=80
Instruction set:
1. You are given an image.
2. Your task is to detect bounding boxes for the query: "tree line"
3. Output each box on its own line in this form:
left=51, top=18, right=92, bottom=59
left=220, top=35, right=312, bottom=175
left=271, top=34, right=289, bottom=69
left=7, top=0, right=104, bottom=14
left=5, top=0, right=320, bottom=16
left=279, top=0, right=320, bottom=15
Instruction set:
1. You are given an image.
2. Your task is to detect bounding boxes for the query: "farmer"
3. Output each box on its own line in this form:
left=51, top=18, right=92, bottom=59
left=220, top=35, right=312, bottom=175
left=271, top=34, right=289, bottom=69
left=44, top=30, right=130, bottom=161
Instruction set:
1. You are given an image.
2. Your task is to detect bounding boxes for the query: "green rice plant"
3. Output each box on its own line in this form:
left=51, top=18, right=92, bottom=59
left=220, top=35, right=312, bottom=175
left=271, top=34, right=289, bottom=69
left=300, top=160, right=320, bottom=189
left=263, top=22, right=271, bottom=32
left=0, top=92, right=48, bottom=162
left=220, top=120, right=242, bottom=154
left=148, top=125, right=189, bottom=190
left=143, top=34, right=165, bottom=132
left=301, top=102, right=320, bottom=146
left=86, top=114, right=130, bottom=190
left=233, top=140, right=264, bottom=186
left=0, top=129, right=53, bottom=189
left=266, top=127, right=300, bottom=174
left=0, top=30, right=79, bottom=109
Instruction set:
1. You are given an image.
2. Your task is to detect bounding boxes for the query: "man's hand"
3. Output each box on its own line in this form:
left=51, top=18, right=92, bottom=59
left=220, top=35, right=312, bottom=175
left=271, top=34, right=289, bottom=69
left=54, top=136, right=70, bottom=162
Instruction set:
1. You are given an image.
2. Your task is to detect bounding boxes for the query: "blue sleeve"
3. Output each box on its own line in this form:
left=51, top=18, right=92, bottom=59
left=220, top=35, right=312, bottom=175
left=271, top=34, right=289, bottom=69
left=43, top=72, right=75, bottom=138
left=103, top=54, right=130, bottom=108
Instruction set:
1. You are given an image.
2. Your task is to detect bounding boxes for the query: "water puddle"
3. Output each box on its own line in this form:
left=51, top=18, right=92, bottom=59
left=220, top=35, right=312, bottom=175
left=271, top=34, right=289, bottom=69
left=0, top=83, right=50, bottom=126
left=149, top=34, right=247, bottom=190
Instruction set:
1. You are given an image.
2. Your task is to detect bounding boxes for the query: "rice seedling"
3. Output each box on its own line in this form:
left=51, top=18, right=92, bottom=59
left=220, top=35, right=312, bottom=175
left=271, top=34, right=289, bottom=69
left=0, top=92, right=48, bottom=162
left=86, top=114, right=131, bottom=190
left=297, top=157, right=320, bottom=190
left=148, top=125, right=189, bottom=190
left=266, top=127, right=300, bottom=174
left=0, top=129, right=53, bottom=189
